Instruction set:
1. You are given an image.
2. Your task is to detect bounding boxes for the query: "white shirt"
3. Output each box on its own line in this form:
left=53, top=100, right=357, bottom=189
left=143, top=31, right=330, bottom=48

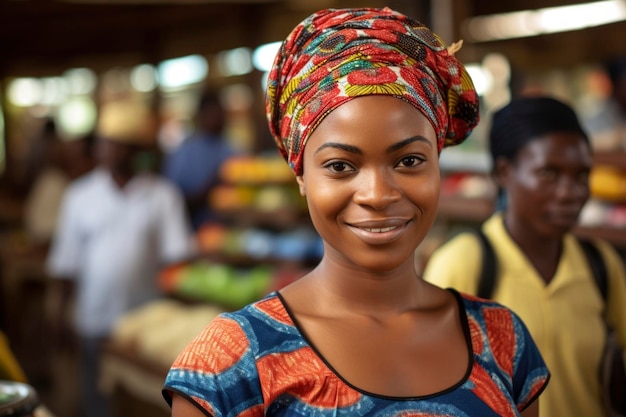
left=47, top=169, right=196, bottom=337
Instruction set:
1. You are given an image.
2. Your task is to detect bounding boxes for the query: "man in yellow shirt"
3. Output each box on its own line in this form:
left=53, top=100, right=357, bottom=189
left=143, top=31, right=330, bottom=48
left=424, top=96, right=626, bottom=417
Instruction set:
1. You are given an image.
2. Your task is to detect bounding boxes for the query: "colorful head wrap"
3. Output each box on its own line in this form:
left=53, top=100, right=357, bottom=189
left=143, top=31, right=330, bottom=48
left=266, top=7, right=480, bottom=175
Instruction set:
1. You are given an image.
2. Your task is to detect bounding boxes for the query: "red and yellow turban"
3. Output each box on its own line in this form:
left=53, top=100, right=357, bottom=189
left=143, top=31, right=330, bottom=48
left=266, top=7, right=480, bottom=175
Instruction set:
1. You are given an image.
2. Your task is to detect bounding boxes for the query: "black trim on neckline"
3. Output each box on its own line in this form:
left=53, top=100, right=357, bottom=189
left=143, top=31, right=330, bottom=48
left=274, top=289, right=474, bottom=400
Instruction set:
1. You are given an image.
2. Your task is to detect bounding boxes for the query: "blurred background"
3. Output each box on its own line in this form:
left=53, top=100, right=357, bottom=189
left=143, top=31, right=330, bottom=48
left=0, top=0, right=625, bottom=416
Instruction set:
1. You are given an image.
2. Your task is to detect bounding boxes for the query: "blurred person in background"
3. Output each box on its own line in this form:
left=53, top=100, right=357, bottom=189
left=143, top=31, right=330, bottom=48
left=0, top=124, right=94, bottom=399
left=46, top=100, right=196, bottom=417
left=23, top=131, right=95, bottom=248
left=163, top=89, right=239, bottom=230
left=423, top=96, right=626, bottom=417
left=17, top=118, right=60, bottom=197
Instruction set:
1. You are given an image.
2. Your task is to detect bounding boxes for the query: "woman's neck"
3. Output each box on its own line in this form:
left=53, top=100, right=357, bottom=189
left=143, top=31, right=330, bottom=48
left=301, top=258, right=426, bottom=317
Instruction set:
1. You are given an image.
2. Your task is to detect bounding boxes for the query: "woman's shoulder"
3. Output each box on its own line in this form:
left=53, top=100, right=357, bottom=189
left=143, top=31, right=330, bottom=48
left=173, top=292, right=296, bottom=364
left=453, top=290, right=545, bottom=378
left=224, top=291, right=285, bottom=317
left=454, top=290, right=527, bottom=332
left=215, top=291, right=297, bottom=338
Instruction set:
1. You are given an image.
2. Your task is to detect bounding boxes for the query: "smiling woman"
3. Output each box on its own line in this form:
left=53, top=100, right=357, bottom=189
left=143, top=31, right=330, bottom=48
left=162, top=7, right=550, bottom=417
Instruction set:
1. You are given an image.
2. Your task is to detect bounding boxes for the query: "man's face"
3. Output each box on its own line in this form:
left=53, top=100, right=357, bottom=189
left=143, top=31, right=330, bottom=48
left=95, top=138, right=137, bottom=174
left=498, top=132, right=592, bottom=239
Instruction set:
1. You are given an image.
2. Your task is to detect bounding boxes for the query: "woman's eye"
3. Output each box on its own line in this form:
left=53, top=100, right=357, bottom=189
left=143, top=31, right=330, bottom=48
left=326, top=161, right=353, bottom=173
left=397, top=156, right=421, bottom=168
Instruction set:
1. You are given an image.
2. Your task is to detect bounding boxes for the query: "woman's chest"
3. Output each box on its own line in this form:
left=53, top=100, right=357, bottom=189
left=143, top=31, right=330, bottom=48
left=255, top=343, right=517, bottom=417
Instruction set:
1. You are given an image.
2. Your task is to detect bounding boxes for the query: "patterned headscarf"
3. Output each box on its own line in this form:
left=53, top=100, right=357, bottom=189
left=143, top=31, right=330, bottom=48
left=266, top=7, right=480, bottom=175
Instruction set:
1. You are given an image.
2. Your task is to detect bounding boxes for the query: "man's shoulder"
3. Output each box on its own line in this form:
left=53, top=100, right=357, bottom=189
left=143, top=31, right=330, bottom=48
left=135, top=173, right=185, bottom=198
left=430, top=231, right=483, bottom=261
left=66, top=169, right=104, bottom=195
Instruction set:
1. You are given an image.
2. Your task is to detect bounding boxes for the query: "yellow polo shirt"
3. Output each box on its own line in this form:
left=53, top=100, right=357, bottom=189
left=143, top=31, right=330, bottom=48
left=423, top=212, right=626, bottom=417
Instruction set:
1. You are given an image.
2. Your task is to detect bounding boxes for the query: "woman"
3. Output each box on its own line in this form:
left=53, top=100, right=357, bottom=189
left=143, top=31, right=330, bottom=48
left=424, top=96, right=626, bottom=417
left=163, top=8, right=549, bottom=416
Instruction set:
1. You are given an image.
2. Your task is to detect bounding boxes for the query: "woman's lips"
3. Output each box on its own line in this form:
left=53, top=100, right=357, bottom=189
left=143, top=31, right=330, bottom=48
left=346, top=220, right=411, bottom=244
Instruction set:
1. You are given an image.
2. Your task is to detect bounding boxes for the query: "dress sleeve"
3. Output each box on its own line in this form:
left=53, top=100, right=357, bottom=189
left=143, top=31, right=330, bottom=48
left=162, top=314, right=265, bottom=417
left=510, top=311, right=550, bottom=412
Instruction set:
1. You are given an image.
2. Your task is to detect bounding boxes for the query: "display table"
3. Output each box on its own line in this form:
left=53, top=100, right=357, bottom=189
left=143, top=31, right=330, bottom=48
left=101, top=299, right=225, bottom=417
left=101, top=343, right=170, bottom=417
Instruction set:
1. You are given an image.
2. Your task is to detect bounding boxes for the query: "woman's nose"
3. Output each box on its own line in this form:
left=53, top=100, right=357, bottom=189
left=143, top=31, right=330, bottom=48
left=352, top=168, right=401, bottom=209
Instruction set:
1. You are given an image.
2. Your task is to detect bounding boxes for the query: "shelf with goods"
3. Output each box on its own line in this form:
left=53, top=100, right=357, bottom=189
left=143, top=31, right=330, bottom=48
left=158, top=154, right=322, bottom=310
left=593, top=150, right=626, bottom=167
left=577, top=149, right=626, bottom=249
left=436, top=146, right=496, bottom=226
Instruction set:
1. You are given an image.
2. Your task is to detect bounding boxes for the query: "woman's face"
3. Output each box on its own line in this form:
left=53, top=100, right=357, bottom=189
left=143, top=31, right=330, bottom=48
left=498, top=132, right=592, bottom=239
left=296, top=95, right=440, bottom=273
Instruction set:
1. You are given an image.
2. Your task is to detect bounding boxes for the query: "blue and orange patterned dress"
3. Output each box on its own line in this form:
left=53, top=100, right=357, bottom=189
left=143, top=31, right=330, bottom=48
left=163, top=290, right=549, bottom=416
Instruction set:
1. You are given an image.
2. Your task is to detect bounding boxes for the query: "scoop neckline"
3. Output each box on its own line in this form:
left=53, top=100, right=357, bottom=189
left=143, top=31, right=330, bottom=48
left=273, top=288, right=474, bottom=400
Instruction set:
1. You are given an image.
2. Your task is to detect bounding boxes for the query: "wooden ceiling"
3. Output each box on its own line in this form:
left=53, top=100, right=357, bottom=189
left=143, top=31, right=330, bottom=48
left=0, top=0, right=291, bottom=77
left=461, top=0, right=626, bottom=70
left=1, top=0, right=625, bottom=78
left=0, top=0, right=418, bottom=78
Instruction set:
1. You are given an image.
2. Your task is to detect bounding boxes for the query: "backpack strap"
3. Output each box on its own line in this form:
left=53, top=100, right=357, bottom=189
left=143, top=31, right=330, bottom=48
left=476, top=229, right=498, bottom=299
left=577, top=238, right=608, bottom=305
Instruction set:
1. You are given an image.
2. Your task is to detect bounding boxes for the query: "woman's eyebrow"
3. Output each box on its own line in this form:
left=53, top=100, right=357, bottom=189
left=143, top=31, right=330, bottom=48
left=314, top=142, right=362, bottom=155
left=313, top=135, right=431, bottom=156
left=387, top=136, right=432, bottom=153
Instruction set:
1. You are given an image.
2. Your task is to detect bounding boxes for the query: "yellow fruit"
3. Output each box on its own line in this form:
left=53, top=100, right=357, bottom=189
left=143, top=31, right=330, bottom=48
left=590, top=166, right=626, bottom=202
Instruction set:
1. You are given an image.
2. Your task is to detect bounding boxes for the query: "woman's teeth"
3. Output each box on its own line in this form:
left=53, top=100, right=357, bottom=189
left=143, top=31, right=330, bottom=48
left=361, top=226, right=397, bottom=233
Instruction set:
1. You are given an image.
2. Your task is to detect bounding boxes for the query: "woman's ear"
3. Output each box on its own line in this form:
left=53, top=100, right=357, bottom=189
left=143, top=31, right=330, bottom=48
left=296, top=175, right=306, bottom=196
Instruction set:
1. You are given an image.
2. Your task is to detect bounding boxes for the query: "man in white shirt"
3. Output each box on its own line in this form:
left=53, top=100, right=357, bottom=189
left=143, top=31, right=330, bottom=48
left=47, top=100, right=196, bottom=417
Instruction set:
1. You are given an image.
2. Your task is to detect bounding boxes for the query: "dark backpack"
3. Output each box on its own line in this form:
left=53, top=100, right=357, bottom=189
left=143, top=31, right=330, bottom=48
left=475, top=230, right=626, bottom=416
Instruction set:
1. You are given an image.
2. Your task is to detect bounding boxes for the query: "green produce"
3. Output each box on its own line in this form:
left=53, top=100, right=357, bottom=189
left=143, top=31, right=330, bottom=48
left=175, top=262, right=274, bottom=309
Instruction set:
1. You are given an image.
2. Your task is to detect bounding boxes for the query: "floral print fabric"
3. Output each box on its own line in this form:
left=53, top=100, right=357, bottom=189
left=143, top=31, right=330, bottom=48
left=163, top=290, right=549, bottom=416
